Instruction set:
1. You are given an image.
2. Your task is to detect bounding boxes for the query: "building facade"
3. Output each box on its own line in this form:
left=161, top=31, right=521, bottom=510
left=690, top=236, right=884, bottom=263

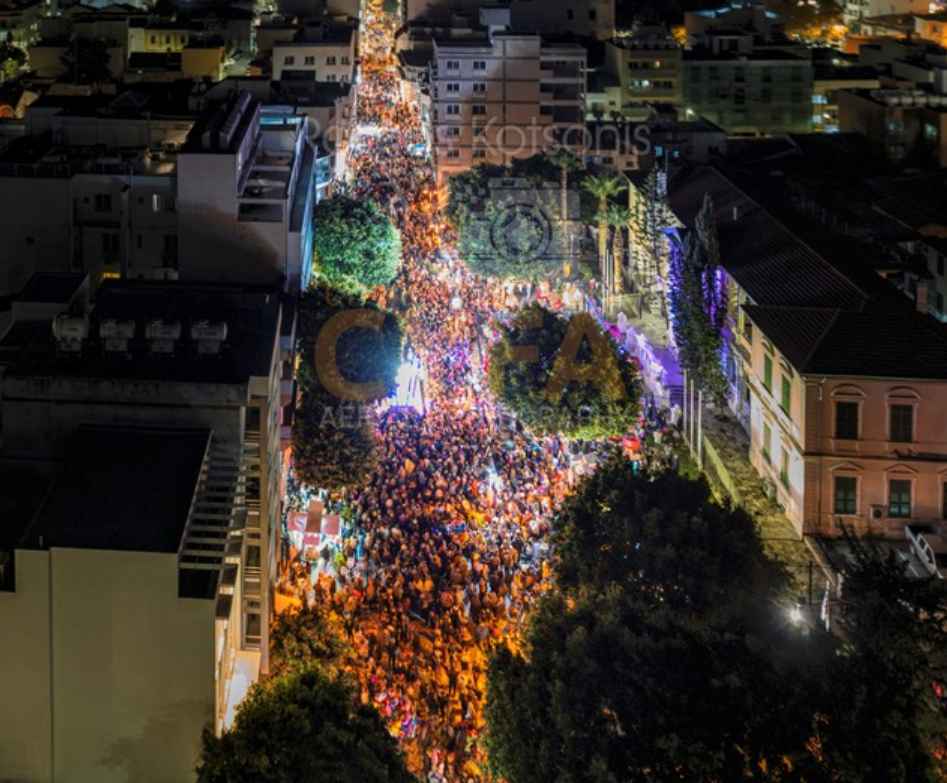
left=430, top=33, right=586, bottom=181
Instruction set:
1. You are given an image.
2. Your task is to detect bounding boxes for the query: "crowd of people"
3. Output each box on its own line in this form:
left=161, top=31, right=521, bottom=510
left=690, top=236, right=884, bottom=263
left=286, top=1, right=579, bottom=779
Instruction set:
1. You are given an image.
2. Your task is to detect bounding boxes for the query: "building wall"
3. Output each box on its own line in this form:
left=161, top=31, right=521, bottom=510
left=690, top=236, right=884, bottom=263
left=0, top=549, right=215, bottom=783
left=683, top=56, right=813, bottom=135
left=405, top=0, right=615, bottom=38
left=605, top=39, right=683, bottom=114
left=431, top=36, right=585, bottom=181
left=844, top=0, right=927, bottom=29
left=272, top=41, right=355, bottom=82
left=804, top=377, right=947, bottom=535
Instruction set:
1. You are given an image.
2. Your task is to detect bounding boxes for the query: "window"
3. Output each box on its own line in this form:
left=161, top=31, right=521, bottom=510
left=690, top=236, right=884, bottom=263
left=304, top=55, right=315, bottom=65
left=890, top=404, right=914, bottom=443
left=763, top=354, right=773, bottom=393
left=163, top=234, right=178, bottom=257
left=473, top=82, right=486, bottom=93
left=834, top=476, right=857, bottom=515
left=445, top=149, right=460, bottom=159
left=326, top=56, right=337, bottom=65
left=473, top=125, right=486, bottom=137
left=445, top=104, right=460, bottom=116
left=283, top=55, right=295, bottom=65
left=341, top=55, right=350, bottom=65
left=101, top=233, right=119, bottom=255
left=150, top=35, right=156, bottom=44
left=889, top=479, right=912, bottom=518
left=472, top=104, right=486, bottom=115
left=762, top=423, right=772, bottom=464
left=326, top=74, right=337, bottom=81
left=446, top=126, right=460, bottom=137
left=94, top=193, right=112, bottom=212
left=780, top=447, right=789, bottom=489
left=446, top=82, right=460, bottom=93
left=472, top=149, right=486, bottom=159
left=473, top=60, right=486, bottom=70
left=835, top=401, right=859, bottom=440
left=445, top=59, right=460, bottom=70
left=780, top=375, right=791, bottom=414
left=151, top=194, right=174, bottom=212
left=246, top=545, right=261, bottom=568
left=588, top=8, right=596, bottom=19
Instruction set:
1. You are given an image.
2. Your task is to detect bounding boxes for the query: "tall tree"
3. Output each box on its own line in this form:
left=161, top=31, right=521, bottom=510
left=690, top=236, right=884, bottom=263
left=606, top=204, right=632, bottom=296
left=292, top=397, right=378, bottom=491
left=668, top=193, right=728, bottom=405
left=59, top=38, right=113, bottom=84
left=196, top=668, right=416, bottom=783
left=313, top=196, right=401, bottom=292
left=544, top=147, right=583, bottom=231
left=581, top=174, right=626, bottom=285
left=487, top=305, right=640, bottom=439
left=0, top=42, right=26, bottom=83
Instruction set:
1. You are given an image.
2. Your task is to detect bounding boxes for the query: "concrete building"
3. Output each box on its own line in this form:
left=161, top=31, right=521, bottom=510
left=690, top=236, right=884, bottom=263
left=430, top=29, right=586, bottom=181
left=915, top=11, right=947, bottom=48
left=843, top=0, right=928, bottom=32
left=271, top=22, right=356, bottom=83
left=681, top=2, right=813, bottom=135
left=0, top=0, right=46, bottom=48
left=837, top=87, right=947, bottom=166
left=812, top=58, right=880, bottom=133
left=0, top=82, right=318, bottom=295
left=603, top=26, right=683, bottom=118
left=404, top=0, right=616, bottom=40
left=625, top=164, right=947, bottom=537
left=0, top=277, right=296, bottom=783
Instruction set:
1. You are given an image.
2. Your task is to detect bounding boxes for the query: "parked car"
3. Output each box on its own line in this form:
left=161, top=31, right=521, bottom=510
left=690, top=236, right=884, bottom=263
left=905, top=524, right=947, bottom=579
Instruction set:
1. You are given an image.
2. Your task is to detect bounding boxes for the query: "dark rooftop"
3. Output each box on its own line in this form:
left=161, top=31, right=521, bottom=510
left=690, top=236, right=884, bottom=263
left=6, top=280, right=281, bottom=385
left=16, top=272, right=85, bottom=304
left=20, top=426, right=210, bottom=553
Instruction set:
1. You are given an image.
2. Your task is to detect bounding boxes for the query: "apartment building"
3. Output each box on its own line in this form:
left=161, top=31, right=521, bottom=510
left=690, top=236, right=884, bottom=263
left=430, top=32, right=586, bottom=181
left=916, top=11, right=947, bottom=48
left=603, top=27, right=683, bottom=118
left=0, top=278, right=296, bottom=783
left=405, top=0, right=616, bottom=40
left=812, top=58, right=880, bottom=133
left=681, top=1, right=814, bottom=135
left=271, top=22, right=356, bottom=83
left=0, top=0, right=46, bottom=48
left=844, top=0, right=927, bottom=32
left=0, top=83, right=318, bottom=295
left=654, top=165, right=947, bottom=537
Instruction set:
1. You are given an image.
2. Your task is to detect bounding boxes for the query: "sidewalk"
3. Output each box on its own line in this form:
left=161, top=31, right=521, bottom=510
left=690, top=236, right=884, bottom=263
left=694, top=406, right=834, bottom=593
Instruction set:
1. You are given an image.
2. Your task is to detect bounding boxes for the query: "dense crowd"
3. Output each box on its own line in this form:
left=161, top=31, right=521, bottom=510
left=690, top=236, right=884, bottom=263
left=287, top=1, right=578, bottom=779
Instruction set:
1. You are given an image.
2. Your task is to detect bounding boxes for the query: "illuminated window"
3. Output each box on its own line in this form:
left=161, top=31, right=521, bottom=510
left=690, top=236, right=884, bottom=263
left=834, top=476, right=857, bottom=514
left=888, top=479, right=911, bottom=518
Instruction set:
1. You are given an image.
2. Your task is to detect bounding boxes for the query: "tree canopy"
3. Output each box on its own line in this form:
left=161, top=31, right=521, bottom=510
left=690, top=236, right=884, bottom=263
left=486, top=459, right=947, bottom=783
left=668, top=193, right=729, bottom=405
left=486, top=305, right=641, bottom=439
left=313, top=196, right=401, bottom=292
left=196, top=668, right=415, bottom=783
left=0, top=43, right=26, bottom=83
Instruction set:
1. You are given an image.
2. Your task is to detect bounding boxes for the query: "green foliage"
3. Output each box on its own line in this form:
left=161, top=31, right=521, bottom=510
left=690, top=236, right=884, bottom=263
left=292, top=398, right=378, bottom=491
left=815, top=540, right=947, bottom=782
left=196, top=668, right=415, bottom=783
left=447, top=156, right=573, bottom=280
left=59, top=38, right=113, bottom=84
left=552, top=458, right=786, bottom=615
left=486, top=461, right=947, bottom=783
left=668, top=193, right=729, bottom=405
left=313, top=197, right=401, bottom=292
left=296, top=282, right=403, bottom=404
left=487, top=305, right=640, bottom=439
left=0, top=42, right=26, bottom=83
left=269, top=602, right=350, bottom=680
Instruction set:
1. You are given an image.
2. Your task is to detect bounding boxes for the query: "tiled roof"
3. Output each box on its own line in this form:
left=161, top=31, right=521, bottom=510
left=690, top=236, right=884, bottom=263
left=668, top=165, right=947, bottom=380
left=667, top=166, right=867, bottom=310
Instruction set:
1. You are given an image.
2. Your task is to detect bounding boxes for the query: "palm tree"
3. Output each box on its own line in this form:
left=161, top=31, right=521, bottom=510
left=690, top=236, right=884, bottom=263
left=607, top=204, right=633, bottom=296
left=544, top=147, right=583, bottom=229
left=581, top=174, right=627, bottom=283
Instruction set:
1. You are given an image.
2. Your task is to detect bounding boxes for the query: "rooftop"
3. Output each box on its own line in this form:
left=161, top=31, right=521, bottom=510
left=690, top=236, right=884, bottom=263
left=20, top=426, right=210, bottom=554
left=6, top=280, right=281, bottom=386
left=16, top=272, right=86, bottom=304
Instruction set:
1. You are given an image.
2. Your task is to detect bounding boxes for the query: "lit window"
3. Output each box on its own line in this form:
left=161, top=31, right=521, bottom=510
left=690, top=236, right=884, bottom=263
left=888, top=479, right=912, bottom=518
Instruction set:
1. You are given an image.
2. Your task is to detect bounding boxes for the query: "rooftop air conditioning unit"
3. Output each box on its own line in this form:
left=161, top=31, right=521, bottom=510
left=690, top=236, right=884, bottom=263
left=870, top=504, right=886, bottom=520
left=52, top=314, right=88, bottom=352
left=191, top=320, right=228, bottom=355
left=146, top=320, right=182, bottom=354
left=99, top=319, right=136, bottom=353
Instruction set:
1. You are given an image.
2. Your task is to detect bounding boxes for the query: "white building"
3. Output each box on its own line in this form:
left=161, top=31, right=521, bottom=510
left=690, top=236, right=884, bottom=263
left=430, top=29, right=586, bottom=181
left=844, top=0, right=929, bottom=31
left=0, top=83, right=318, bottom=295
left=271, top=23, right=356, bottom=83
left=0, top=278, right=296, bottom=783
